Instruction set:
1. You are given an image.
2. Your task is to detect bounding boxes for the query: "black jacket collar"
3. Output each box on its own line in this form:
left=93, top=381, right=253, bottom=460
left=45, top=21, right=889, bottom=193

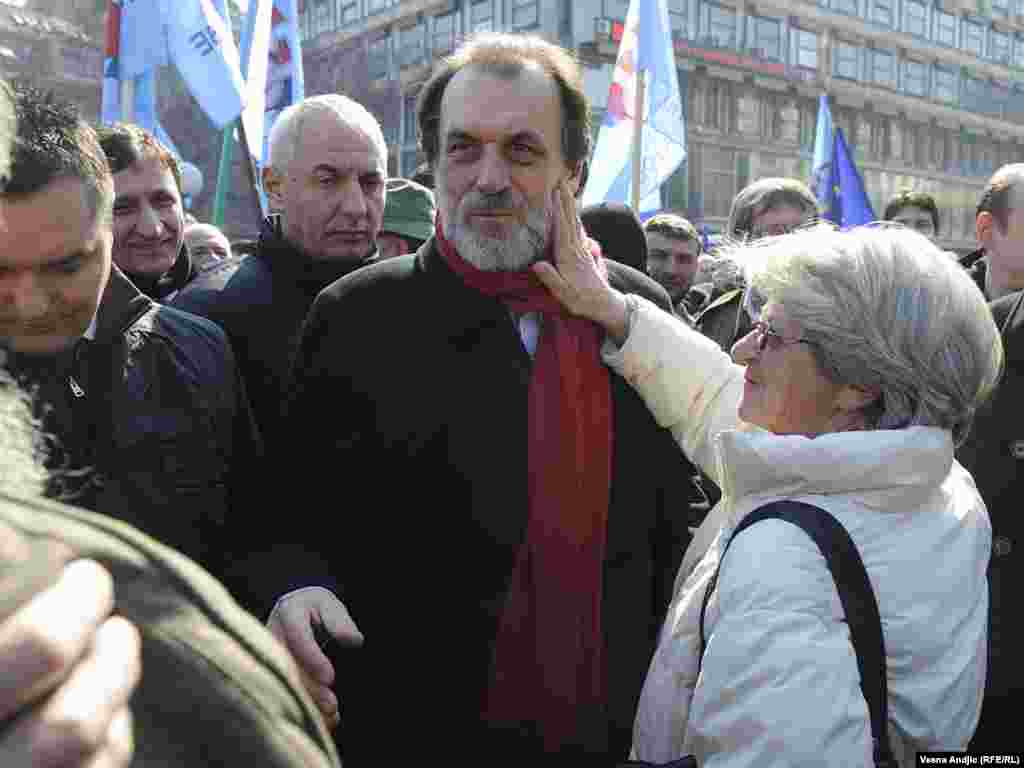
left=256, top=215, right=378, bottom=298
left=122, top=243, right=194, bottom=301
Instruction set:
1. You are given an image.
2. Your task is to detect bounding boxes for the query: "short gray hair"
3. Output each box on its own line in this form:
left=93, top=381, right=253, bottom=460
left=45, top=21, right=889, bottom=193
left=267, top=94, right=387, bottom=172
left=737, top=224, right=1003, bottom=446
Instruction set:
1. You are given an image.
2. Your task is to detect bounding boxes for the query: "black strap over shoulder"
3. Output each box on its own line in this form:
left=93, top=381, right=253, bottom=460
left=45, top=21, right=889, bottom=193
left=698, top=500, right=897, bottom=768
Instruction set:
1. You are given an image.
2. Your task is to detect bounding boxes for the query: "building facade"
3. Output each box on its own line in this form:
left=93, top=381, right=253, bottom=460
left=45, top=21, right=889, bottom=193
left=299, top=0, right=1024, bottom=252
left=0, top=0, right=103, bottom=123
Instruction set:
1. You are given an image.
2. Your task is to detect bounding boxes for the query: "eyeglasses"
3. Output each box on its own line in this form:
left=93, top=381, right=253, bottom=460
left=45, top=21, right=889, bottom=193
left=751, top=320, right=815, bottom=353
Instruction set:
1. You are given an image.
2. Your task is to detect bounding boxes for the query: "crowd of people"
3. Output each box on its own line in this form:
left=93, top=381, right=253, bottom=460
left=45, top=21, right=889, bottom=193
left=0, top=29, right=1021, bottom=768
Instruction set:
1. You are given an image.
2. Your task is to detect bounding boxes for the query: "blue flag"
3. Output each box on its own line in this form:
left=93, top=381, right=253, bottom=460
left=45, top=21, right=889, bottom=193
left=582, top=0, right=686, bottom=209
left=826, top=127, right=877, bottom=228
left=164, top=0, right=246, bottom=128
left=810, top=93, right=833, bottom=210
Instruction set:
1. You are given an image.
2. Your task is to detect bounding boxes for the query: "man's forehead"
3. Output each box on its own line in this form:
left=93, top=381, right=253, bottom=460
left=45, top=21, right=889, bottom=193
left=440, top=65, right=561, bottom=140
left=294, top=112, right=385, bottom=172
left=113, top=157, right=179, bottom=198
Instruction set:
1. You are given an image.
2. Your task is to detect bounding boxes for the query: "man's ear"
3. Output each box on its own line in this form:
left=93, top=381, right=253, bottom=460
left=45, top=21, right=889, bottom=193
left=262, top=166, right=285, bottom=211
left=976, top=211, right=994, bottom=246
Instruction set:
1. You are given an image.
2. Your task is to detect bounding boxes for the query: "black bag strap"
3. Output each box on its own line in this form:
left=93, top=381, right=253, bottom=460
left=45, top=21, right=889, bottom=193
left=698, top=500, right=897, bottom=768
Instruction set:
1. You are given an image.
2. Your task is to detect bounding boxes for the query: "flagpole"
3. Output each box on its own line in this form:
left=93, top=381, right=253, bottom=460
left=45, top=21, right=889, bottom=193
left=211, top=0, right=237, bottom=228
left=120, top=76, right=135, bottom=123
left=236, top=116, right=265, bottom=219
left=631, top=69, right=645, bottom=212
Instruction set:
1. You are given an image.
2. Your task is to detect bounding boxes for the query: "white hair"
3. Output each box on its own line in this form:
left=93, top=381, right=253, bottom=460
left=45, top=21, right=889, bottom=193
left=267, top=94, right=388, bottom=172
left=732, top=223, right=1004, bottom=446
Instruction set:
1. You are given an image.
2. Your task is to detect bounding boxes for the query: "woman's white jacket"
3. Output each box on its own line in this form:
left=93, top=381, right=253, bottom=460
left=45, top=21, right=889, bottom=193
left=605, top=298, right=990, bottom=768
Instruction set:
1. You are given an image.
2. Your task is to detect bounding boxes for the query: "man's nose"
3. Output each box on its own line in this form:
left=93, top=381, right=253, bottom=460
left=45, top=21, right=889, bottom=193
left=135, top=203, right=164, bottom=238
left=475, top=145, right=511, bottom=195
left=337, top=177, right=368, bottom=218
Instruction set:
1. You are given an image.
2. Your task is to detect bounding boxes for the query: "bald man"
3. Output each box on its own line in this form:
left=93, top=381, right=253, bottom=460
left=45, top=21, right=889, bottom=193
left=185, top=222, right=233, bottom=272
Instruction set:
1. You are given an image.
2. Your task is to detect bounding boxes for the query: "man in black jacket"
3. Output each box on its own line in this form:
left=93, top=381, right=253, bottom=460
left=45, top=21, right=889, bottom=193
left=962, top=164, right=1024, bottom=302
left=0, top=84, right=260, bottom=582
left=266, top=33, right=704, bottom=765
left=172, top=94, right=387, bottom=444
left=96, top=124, right=195, bottom=302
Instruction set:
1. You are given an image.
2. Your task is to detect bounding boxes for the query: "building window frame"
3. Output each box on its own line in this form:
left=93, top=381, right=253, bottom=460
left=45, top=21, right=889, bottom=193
left=990, top=27, right=1011, bottom=64
left=748, top=16, right=783, bottom=61
left=368, top=32, right=391, bottom=79
left=833, top=39, right=861, bottom=80
left=398, top=22, right=426, bottom=68
left=961, top=17, right=986, bottom=58
left=432, top=10, right=460, bottom=55
left=901, top=58, right=927, bottom=96
left=832, top=0, right=859, bottom=16
left=702, top=2, right=737, bottom=48
left=470, top=0, right=494, bottom=33
left=337, top=0, right=359, bottom=27
left=793, top=27, right=818, bottom=69
left=667, top=0, right=688, bottom=39
left=932, top=5, right=956, bottom=47
left=870, top=48, right=896, bottom=87
left=510, top=0, right=539, bottom=30
left=867, top=0, right=894, bottom=28
left=901, top=0, right=928, bottom=38
left=932, top=63, right=957, bottom=103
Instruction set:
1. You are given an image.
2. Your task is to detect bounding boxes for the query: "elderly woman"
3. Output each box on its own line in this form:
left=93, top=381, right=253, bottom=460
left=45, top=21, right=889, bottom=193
left=536, top=205, right=1002, bottom=766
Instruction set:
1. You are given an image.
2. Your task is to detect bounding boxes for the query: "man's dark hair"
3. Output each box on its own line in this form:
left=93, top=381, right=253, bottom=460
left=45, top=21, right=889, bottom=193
left=883, top=189, right=939, bottom=231
left=417, top=32, right=592, bottom=174
left=977, top=164, right=1024, bottom=233
left=644, top=213, right=703, bottom=255
left=726, top=177, right=818, bottom=240
left=95, top=122, right=182, bottom=194
left=4, top=81, right=113, bottom=222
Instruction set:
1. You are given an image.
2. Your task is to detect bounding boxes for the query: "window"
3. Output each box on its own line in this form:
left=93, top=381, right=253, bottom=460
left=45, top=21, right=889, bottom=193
left=705, top=80, right=722, bottom=128
left=470, top=0, right=494, bottom=33
left=337, top=0, right=359, bottom=26
left=933, top=64, right=957, bottom=103
left=667, top=0, right=688, bottom=39
left=833, top=40, right=860, bottom=79
left=311, top=0, right=333, bottom=37
left=868, top=0, right=894, bottom=27
left=902, top=0, right=927, bottom=37
left=871, top=49, right=896, bottom=87
left=961, top=18, right=985, bottom=57
left=368, top=34, right=390, bottom=79
left=902, top=59, right=927, bottom=96
left=703, top=3, right=736, bottom=47
left=511, top=0, right=538, bottom=29
left=401, top=149, right=420, bottom=178
left=962, top=76, right=997, bottom=117
left=832, top=0, right=859, bottom=15
left=992, top=0, right=1010, bottom=17
left=367, top=0, right=390, bottom=14
left=1014, top=34, right=1024, bottom=69
left=399, top=23, right=425, bottom=68
left=869, top=114, right=891, bottom=160
left=701, top=146, right=738, bottom=218
left=793, top=28, right=818, bottom=69
left=433, top=11, right=459, bottom=54
left=932, top=7, right=956, bottom=47
left=748, top=16, right=782, bottom=61
left=990, top=28, right=1011, bottom=64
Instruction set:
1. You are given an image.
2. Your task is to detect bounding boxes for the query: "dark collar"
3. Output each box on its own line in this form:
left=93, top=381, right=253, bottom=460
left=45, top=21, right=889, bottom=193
left=257, top=216, right=378, bottom=297
left=94, top=265, right=154, bottom=342
left=122, top=242, right=194, bottom=301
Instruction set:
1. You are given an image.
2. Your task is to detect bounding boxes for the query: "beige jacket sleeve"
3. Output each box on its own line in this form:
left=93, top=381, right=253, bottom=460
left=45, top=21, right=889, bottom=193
left=602, top=295, right=746, bottom=490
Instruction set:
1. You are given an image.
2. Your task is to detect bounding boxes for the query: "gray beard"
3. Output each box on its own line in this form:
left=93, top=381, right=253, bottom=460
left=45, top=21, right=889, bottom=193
left=437, top=188, right=549, bottom=271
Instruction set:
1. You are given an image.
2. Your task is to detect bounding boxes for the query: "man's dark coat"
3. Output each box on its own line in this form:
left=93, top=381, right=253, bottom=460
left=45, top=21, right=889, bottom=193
left=959, top=289, right=1024, bottom=748
left=266, top=239, right=708, bottom=764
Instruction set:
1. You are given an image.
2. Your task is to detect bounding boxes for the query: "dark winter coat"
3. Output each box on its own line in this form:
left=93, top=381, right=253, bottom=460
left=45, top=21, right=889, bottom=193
left=257, top=238, right=711, bottom=765
left=172, top=216, right=376, bottom=444
left=5, top=266, right=261, bottom=580
left=958, top=289, right=1024, bottom=710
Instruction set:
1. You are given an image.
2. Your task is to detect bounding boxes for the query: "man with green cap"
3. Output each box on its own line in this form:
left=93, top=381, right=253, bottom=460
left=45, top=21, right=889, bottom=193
left=376, top=177, right=436, bottom=260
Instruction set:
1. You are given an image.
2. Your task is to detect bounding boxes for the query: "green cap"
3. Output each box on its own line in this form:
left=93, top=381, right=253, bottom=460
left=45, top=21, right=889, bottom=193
left=381, top=177, right=436, bottom=241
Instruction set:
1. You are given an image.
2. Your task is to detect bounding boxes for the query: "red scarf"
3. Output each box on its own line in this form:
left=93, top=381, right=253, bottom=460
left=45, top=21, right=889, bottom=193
left=435, top=220, right=614, bottom=751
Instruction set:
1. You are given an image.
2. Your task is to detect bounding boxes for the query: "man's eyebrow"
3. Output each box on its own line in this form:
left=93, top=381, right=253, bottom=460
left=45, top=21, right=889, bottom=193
left=42, top=247, right=90, bottom=267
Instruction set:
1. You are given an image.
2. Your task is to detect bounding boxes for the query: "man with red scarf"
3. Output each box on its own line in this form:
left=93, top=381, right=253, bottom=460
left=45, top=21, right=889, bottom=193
left=265, top=33, right=704, bottom=765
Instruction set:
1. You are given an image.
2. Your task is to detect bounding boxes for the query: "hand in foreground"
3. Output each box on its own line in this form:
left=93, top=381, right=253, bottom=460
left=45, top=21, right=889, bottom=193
left=533, top=180, right=632, bottom=344
left=267, top=587, right=364, bottom=729
left=0, top=555, right=141, bottom=768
